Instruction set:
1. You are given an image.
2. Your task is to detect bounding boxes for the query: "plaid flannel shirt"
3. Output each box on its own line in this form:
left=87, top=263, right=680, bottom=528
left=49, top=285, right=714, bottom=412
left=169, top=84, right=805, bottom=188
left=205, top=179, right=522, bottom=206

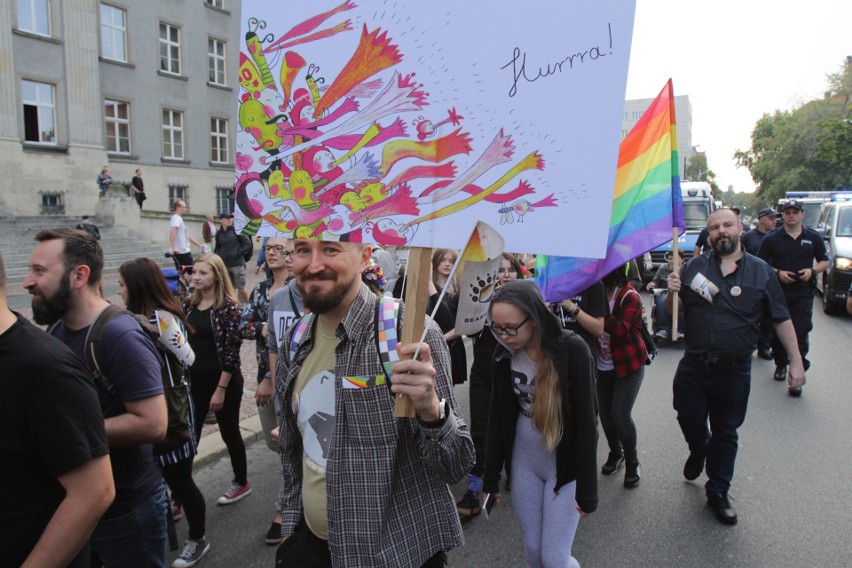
left=604, top=285, right=647, bottom=377
left=275, top=284, right=474, bottom=568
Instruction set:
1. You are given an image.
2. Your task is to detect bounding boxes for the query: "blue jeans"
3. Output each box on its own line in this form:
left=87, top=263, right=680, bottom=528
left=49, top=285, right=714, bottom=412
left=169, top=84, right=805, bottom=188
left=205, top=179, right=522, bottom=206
left=653, top=291, right=681, bottom=335
left=90, top=483, right=168, bottom=568
left=672, top=355, right=751, bottom=496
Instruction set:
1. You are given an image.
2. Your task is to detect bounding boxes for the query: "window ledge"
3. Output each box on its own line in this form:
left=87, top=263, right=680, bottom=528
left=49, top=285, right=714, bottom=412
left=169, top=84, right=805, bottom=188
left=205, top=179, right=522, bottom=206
left=12, top=29, right=61, bottom=44
left=209, top=161, right=233, bottom=169
left=204, top=4, right=231, bottom=16
left=108, top=153, right=139, bottom=161
left=100, top=57, right=135, bottom=69
left=206, top=82, right=232, bottom=92
left=157, top=70, right=188, bottom=81
left=161, top=157, right=190, bottom=165
left=23, top=142, right=67, bottom=154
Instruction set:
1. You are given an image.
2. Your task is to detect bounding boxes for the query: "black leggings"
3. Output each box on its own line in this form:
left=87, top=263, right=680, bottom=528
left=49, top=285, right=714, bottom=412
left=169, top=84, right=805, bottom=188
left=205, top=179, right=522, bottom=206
left=161, top=458, right=206, bottom=540
left=191, top=372, right=248, bottom=486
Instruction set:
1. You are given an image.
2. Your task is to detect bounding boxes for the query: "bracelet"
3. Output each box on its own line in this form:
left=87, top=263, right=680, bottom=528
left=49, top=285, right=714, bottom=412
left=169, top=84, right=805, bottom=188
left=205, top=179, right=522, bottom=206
left=571, top=305, right=581, bottom=318
left=217, top=385, right=227, bottom=390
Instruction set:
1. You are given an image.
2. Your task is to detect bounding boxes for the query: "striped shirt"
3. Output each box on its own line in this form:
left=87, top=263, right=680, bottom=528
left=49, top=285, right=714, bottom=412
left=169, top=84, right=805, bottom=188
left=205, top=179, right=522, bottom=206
left=680, top=250, right=790, bottom=357
left=275, top=284, right=474, bottom=568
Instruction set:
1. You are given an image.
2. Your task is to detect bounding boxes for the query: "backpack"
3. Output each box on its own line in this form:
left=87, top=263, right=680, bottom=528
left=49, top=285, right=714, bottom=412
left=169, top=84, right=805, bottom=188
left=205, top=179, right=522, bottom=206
left=288, top=297, right=402, bottom=388
left=621, top=289, right=658, bottom=365
left=84, top=304, right=193, bottom=455
left=75, top=222, right=100, bottom=240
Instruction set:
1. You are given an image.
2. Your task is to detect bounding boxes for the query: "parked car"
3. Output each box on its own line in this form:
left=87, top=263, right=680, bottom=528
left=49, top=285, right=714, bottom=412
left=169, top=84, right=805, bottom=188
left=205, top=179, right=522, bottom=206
left=815, top=196, right=852, bottom=314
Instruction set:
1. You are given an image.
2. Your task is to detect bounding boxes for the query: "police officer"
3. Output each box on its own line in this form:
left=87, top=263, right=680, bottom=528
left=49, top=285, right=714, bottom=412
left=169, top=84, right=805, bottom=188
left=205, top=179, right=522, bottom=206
left=665, top=208, right=805, bottom=525
left=756, top=198, right=829, bottom=396
left=741, top=208, right=780, bottom=359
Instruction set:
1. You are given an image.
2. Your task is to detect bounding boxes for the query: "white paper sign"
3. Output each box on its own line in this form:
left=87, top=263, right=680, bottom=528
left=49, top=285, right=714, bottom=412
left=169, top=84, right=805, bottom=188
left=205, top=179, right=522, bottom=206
left=236, top=0, right=636, bottom=257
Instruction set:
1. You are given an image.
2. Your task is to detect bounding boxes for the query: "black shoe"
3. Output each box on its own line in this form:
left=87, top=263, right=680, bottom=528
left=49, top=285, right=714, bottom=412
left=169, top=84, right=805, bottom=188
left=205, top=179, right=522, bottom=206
left=683, top=453, right=705, bottom=481
left=265, top=522, right=284, bottom=545
left=624, top=461, right=641, bottom=488
left=773, top=365, right=787, bottom=381
left=757, top=349, right=772, bottom=360
left=788, top=386, right=803, bottom=397
left=456, top=490, right=481, bottom=517
left=601, top=452, right=625, bottom=475
left=707, top=492, right=738, bottom=525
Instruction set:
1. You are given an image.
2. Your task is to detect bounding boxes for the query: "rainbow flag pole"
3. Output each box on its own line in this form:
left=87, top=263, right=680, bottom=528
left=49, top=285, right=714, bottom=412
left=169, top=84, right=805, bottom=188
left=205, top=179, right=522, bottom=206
left=535, top=79, right=685, bottom=302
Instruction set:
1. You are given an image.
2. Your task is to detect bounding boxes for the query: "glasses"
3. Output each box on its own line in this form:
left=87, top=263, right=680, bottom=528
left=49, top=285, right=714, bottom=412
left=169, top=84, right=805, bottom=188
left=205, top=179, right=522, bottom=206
left=264, top=245, right=294, bottom=258
left=489, top=316, right=530, bottom=337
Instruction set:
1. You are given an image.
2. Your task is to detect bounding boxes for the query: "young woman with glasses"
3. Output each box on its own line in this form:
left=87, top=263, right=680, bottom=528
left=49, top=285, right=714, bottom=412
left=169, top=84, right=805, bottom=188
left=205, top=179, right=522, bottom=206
left=483, top=280, right=598, bottom=567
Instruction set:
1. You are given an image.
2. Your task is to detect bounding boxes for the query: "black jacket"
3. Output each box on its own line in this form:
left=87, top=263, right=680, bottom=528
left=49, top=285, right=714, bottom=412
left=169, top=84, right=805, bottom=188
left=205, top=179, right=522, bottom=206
left=214, top=226, right=253, bottom=268
left=482, top=280, right=599, bottom=513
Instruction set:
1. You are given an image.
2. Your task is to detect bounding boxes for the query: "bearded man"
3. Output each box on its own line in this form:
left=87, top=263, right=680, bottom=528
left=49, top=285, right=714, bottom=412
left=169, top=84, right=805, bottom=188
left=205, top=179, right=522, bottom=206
left=664, top=208, right=805, bottom=525
left=273, top=239, right=473, bottom=567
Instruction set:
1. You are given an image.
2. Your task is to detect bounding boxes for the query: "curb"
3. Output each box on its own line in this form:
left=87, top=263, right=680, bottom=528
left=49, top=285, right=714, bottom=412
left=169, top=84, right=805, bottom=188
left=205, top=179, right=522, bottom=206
left=194, top=413, right=266, bottom=468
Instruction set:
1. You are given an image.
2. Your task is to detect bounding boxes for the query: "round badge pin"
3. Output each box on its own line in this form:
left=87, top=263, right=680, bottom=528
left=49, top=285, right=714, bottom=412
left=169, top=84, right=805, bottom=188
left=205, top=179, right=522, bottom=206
left=730, top=286, right=742, bottom=297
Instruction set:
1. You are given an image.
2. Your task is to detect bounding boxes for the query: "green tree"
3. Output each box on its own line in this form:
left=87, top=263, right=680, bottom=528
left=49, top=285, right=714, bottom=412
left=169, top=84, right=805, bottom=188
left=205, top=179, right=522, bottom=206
left=684, top=153, right=720, bottom=197
left=735, top=59, right=852, bottom=202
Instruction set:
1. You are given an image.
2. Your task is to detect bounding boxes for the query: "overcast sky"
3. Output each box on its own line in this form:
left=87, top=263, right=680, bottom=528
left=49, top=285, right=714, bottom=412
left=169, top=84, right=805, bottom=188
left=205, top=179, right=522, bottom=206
left=625, top=0, right=851, bottom=194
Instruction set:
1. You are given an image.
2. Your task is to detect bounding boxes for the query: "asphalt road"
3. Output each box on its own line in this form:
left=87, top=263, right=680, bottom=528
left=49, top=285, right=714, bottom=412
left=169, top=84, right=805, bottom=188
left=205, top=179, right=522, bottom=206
left=166, top=296, right=852, bottom=567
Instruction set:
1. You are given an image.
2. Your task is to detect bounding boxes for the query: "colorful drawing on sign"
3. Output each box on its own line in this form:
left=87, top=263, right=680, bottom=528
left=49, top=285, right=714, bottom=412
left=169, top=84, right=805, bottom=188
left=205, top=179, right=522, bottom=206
left=237, top=1, right=636, bottom=257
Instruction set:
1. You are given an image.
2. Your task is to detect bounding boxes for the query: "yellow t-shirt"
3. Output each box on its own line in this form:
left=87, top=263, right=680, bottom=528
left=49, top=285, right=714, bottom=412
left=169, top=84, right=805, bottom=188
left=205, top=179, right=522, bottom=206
left=293, top=320, right=337, bottom=540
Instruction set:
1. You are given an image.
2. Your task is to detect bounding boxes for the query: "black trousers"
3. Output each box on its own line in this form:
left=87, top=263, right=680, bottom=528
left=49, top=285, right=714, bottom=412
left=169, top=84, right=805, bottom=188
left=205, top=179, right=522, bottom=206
left=191, top=372, right=248, bottom=485
left=275, top=525, right=448, bottom=567
left=771, top=292, right=813, bottom=370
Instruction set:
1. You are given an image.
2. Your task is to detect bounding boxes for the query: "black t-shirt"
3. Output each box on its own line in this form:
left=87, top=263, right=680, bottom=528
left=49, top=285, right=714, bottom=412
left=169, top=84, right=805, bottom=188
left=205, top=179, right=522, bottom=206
left=757, top=226, right=829, bottom=297
left=694, top=228, right=710, bottom=253
left=188, top=306, right=221, bottom=378
left=1, top=315, right=109, bottom=568
left=740, top=228, right=769, bottom=256
left=549, top=281, right=608, bottom=357
left=131, top=175, right=144, bottom=192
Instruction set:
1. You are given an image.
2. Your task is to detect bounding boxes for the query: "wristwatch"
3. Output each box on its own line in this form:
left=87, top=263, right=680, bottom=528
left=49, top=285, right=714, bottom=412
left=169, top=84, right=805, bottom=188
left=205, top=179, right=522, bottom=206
left=417, top=398, right=448, bottom=428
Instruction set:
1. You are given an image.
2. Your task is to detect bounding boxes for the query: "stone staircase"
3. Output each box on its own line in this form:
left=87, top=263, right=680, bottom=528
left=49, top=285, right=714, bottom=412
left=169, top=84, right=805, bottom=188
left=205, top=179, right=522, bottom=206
left=0, top=216, right=170, bottom=287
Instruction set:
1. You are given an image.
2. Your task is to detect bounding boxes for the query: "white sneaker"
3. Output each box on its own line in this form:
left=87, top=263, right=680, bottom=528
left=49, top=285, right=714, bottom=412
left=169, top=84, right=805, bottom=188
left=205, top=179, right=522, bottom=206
left=172, top=538, right=210, bottom=568
left=217, top=482, right=252, bottom=505
left=654, top=329, right=670, bottom=340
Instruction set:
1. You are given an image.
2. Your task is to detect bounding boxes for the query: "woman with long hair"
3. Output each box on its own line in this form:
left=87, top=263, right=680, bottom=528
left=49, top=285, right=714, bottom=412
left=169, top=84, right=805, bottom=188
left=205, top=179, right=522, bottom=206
left=483, top=280, right=598, bottom=567
left=596, top=266, right=647, bottom=488
left=458, top=253, right=524, bottom=519
left=181, top=253, right=251, bottom=507
left=430, top=248, right=467, bottom=385
left=117, top=258, right=210, bottom=567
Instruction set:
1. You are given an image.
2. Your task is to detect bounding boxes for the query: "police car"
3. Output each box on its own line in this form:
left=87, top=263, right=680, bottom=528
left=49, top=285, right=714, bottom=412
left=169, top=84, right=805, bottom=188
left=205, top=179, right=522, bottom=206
left=815, top=193, right=852, bottom=314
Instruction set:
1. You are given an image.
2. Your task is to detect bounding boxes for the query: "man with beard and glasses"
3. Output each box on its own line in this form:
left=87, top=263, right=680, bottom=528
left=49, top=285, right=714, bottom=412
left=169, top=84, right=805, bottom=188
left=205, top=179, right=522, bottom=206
left=24, top=228, right=169, bottom=568
left=664, top=208, right=805, bottom=526
left=1, top=250, right=114, bottom=568
left=757, top=199, right=829, bottom=396
left=273, top=240, right=474, bottom=568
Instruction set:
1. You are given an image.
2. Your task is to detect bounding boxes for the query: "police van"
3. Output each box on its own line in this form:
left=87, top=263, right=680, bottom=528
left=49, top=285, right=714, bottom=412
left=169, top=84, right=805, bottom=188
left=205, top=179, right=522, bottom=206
left=776, top=191, right=833, bottom=229
left=815, top=193, right=852, bottom=314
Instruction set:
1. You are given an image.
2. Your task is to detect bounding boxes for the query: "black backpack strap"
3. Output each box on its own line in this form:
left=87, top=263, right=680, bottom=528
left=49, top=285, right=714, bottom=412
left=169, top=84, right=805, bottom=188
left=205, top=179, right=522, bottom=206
left=84, top=304, right=129, bottom=397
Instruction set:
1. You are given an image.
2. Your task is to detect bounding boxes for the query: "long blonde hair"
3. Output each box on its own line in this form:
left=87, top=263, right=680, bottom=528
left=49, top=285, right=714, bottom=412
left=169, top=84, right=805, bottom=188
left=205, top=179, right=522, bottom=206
left=532, top=354, right=563, bottom=452
left=190, top=253, right=237, bottom=310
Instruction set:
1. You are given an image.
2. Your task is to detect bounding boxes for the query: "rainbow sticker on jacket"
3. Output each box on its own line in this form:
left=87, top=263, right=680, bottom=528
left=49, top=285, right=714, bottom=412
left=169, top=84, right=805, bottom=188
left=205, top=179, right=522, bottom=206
left=342, top=375, right=386, bottom=389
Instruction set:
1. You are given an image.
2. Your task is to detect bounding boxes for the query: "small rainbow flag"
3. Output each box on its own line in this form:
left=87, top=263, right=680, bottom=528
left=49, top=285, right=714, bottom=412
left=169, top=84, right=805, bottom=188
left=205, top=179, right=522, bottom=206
left=535, top=79, right=685, bottom=301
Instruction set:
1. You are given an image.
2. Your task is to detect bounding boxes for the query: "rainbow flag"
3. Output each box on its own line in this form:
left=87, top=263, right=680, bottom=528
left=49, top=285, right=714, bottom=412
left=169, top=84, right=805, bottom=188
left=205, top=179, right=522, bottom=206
left=535, top=79, right=685, bottom=302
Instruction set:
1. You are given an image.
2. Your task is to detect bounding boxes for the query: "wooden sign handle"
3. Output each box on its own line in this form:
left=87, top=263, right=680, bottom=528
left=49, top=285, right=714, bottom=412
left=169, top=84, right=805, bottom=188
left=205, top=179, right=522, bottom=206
left=671, top=227, right=680, bottom=336
left=394, top=247, right=432, bottom=417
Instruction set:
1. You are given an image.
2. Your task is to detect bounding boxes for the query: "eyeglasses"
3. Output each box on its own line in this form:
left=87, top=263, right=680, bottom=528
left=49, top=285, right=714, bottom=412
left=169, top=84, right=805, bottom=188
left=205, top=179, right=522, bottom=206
left=489, top=316, right=530, bottom=337
left=264, top=245, right=294, bottom=258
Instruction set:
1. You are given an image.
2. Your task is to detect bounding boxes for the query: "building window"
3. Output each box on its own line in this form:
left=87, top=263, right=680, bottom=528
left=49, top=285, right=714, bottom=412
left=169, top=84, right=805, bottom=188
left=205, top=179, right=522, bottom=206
left=22, top=80, right=56, bottom=145
left=210, top=117, right=229, bottom=164
left=162, top=109, right=184, bottom=159
left=17, top=0, right=50, bottom=36
left=40, top=191, right=65, bottom=215
left=168, top=184, right=188, bottom=207
left=159, top=22, right=181, bottom=75
left=104, top=99, right=130, bottom=154
left=100, top=4, right=127, bottom=62
left=216, top=186, right=232, bottom=215
left=208, top=38, right=227, bottom=86
left=206, top=0, right=224, bottom=9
